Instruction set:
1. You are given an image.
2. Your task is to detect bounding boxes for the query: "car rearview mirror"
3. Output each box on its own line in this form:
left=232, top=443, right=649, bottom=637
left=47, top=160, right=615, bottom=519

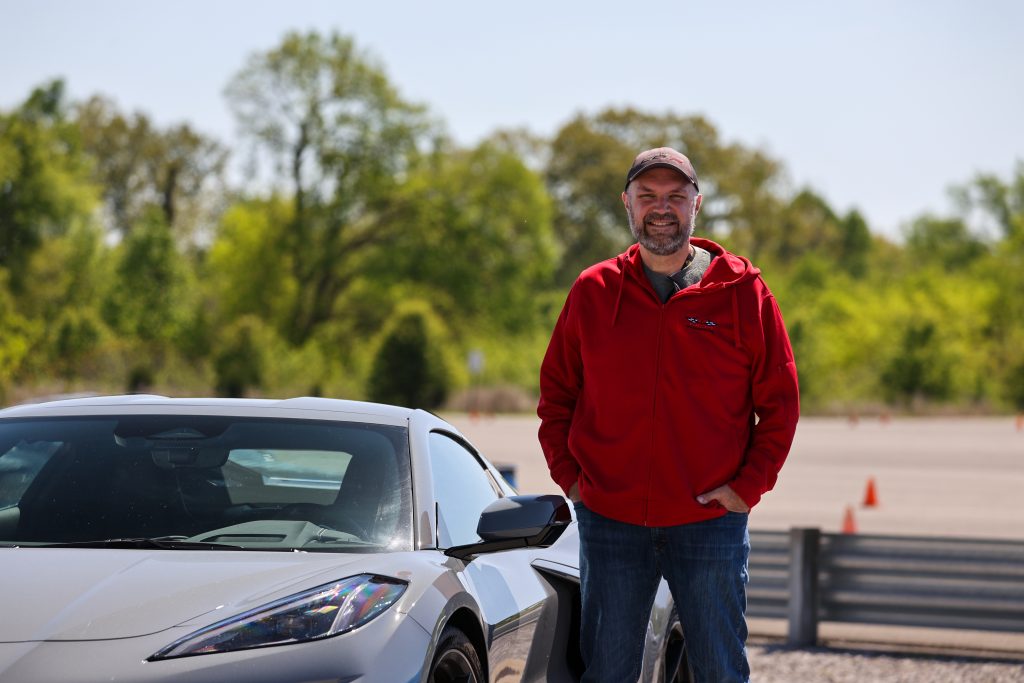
left=151, top=447, right=229, bottom=469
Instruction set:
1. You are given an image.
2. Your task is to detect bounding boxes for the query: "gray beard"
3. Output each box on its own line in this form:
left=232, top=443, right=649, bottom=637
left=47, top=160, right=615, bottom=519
left=627, top=210, right=694, bottom=256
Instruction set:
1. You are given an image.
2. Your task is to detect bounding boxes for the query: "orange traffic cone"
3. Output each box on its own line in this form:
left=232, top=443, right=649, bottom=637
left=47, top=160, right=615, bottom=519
left=842, top=506, right=858, bottom=534
left=862, top=477, right=879, bottom=508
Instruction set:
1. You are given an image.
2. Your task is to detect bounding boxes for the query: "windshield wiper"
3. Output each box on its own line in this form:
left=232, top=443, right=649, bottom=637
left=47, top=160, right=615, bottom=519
left=28, top=537, right=246, bottom=550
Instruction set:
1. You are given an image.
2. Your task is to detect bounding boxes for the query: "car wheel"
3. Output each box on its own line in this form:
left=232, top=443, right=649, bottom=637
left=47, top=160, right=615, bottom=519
left=662, top=610, right=693, bottom=683
left=429, top=625, right=483, bottom=683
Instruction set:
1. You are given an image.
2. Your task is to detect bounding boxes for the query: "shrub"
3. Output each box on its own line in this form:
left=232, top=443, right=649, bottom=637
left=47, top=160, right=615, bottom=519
left=366, top=302, right=453, bottom=410
left=213, top=316, right=271, bottom=397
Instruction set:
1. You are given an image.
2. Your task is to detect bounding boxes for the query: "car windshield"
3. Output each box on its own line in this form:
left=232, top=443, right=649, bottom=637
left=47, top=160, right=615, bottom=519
left=0, top=415, right=413, bottom=552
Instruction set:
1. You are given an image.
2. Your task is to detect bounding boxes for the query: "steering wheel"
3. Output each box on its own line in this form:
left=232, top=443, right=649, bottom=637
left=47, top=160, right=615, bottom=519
left=274, top=503, right=371, bottom=540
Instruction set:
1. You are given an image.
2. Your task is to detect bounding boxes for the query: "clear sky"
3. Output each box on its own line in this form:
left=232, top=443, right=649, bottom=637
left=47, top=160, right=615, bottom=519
left=2, top=0, right=1021, bottom=239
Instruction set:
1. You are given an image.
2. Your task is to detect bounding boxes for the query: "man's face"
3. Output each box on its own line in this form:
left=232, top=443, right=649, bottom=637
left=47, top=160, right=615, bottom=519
left=622, top=167, right=702, bottom=256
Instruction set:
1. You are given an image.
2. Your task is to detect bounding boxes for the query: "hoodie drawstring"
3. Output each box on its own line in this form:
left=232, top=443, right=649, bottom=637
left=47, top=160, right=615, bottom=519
left=611, top=265, right=626, bottom=327
left=731, top=288, right=741, bottom=349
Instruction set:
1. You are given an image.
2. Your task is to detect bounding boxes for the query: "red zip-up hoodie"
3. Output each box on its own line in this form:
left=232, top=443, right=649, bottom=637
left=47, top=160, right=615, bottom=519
left=537, top=238, right=799, bottom=527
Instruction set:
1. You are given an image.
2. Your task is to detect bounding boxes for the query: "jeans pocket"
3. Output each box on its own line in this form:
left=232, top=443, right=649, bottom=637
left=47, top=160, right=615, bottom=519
left=572, top=501, right=590, bottom=527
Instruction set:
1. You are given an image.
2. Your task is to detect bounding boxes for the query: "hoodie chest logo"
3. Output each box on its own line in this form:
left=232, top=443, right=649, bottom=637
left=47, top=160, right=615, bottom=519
left=686, top=317, right=718, bottom=332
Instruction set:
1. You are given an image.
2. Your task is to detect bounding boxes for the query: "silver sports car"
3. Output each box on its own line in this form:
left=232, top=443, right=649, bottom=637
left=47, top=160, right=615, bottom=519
left=0, top=395, right=689, bottom=682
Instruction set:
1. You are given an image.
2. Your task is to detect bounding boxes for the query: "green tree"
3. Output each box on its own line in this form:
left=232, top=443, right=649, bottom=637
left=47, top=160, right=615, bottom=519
left=1005, top=359, right=1024, bottom=411
left=19, top=221, right=109, bottom=322
left=206, top=195, right=297, bottom=329
left=371, top=141, right=557, bottom=333
left=959, top=164, right=1024, bottom=410
left=225, top=30, right=436, bottom=344
left=838, top=210, right=872, bottom=277
left=52, top=308, right=108, bottom=381
left=872, top=270, right=994, bottom=410
left=16, top=221, right=113, bottom=380
left=0, top=80, right=99, bottom=289
left=75, top=95, right=228, bottom=241
left=757, top=192, right=874, bottom=275
left=957, top=161, right=1024, bottom=244
left=880, top=321, right=953, bottom=405
left=769, top=189, right=843, bottom=266
left=0, top=270, right=38, bottom=399
left=904, top=215, right=988, bottom=271
left=102, top=207, right=190, bottom=345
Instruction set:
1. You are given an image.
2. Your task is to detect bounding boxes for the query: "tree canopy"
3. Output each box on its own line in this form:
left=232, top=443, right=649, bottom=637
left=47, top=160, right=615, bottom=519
left=1, top=30, right=1022, bottom=415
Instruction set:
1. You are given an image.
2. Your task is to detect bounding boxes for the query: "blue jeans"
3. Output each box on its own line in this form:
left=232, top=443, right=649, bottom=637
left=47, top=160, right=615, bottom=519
left=575, top=503, right=750, bottom=683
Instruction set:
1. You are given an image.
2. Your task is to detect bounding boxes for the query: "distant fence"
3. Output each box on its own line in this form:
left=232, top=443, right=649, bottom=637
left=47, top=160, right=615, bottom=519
left=748, top=529, right=1024, bottom=645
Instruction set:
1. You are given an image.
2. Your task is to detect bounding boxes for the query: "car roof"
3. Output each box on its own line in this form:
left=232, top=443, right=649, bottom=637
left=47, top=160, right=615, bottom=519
left=0, top=395, right=414, bottom=427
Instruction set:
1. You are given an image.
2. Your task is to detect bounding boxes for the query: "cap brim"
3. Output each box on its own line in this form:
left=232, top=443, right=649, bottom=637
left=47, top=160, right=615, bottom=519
left=625, top=162, right=699, bottom=191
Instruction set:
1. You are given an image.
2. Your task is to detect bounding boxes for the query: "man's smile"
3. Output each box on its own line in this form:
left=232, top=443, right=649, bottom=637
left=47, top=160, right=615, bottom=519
left=645, top=214, right=679, bottom=230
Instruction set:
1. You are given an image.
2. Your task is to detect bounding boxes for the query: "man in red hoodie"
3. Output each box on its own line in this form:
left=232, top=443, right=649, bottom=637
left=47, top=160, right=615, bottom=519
left=538, top=147, right=799, bottom=682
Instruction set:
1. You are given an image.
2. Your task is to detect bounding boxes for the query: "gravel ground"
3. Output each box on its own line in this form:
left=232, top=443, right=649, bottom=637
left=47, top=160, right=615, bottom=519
left=748, top=644, right=1024, bottom=682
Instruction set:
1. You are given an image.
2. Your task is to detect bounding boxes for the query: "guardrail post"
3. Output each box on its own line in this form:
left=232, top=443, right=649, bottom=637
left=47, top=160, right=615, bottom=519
left=787, top=527, right=821, bottom=646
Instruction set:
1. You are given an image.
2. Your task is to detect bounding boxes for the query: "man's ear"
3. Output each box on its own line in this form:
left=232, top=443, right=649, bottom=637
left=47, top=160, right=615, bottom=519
left=694, top=193, right=703, bottom=215
left=621, top=190, right=630, bottom=210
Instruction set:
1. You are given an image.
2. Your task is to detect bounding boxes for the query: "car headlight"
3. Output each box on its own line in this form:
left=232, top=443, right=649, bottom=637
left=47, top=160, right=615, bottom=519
left=149, top=574, right=407, bottom=660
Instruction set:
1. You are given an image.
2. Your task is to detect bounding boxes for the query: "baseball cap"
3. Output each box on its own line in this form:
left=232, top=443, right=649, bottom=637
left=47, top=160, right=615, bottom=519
left=624, top=147, right=699, bottom=192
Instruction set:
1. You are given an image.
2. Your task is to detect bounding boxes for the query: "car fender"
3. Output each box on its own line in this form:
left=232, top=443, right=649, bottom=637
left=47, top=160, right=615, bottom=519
left=404, top=560, right=487, bottom=681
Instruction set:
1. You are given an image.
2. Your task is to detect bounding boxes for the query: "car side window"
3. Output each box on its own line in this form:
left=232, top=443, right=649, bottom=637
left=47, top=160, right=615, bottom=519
left=428, top=431, right=500, bottom=548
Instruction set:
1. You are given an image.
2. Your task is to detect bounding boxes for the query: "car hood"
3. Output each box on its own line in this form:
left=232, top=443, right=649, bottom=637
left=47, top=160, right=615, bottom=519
left=0, top=548, right=380, bottom=642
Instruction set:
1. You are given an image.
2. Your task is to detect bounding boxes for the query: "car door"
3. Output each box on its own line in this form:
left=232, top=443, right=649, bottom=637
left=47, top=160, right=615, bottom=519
left=425, top=429, right=582, bottom=682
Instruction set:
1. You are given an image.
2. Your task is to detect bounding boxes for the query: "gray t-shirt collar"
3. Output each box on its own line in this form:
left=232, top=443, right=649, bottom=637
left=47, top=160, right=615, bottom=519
left=641, top=245, right=713, bottom=303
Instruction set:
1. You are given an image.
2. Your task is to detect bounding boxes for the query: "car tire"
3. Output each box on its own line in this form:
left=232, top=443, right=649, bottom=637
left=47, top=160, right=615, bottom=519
left=429, top=625, right=484, bottom=683
left=662, top=609, right=694, bottom=683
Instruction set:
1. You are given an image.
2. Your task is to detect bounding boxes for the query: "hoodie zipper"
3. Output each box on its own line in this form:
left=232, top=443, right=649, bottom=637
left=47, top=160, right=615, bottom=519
left=644, top=301, right=668, bottom=527
left=621, top=246, right=748, bottom=524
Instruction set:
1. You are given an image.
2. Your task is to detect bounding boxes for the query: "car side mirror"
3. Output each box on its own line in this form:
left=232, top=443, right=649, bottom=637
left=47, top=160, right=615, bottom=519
left=444, top=494, right=572, bottom=561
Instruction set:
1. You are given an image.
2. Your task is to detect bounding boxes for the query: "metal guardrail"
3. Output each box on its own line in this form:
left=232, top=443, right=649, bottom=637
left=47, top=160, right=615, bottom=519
left=747, top=529, right=1024, bottom=645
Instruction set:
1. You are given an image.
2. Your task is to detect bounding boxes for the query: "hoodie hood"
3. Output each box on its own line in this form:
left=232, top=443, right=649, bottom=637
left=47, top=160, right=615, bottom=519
left=611, top=238, right=760, bottom=333
left=621, top=237, right=760, bottom=290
